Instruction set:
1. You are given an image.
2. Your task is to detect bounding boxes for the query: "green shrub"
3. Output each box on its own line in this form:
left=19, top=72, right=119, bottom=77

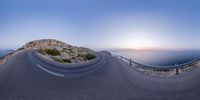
left=85, top=54, right=96, bottom=60
left=51, top=57, right=71, bottom=63
left=17, top=47, right=25, bottom=51
left=52, top=57, right=64, bottom=63
left=63, top=48, right=73, bottom=52
left=69, top=50, right=75, bottom=53
left=45, top=49, right=60, bottom=56
left=63, top=59, right=71, bottom=63
left=77, top=54, right=84, bottom=57
left=38, top=49, right=45, bottom=55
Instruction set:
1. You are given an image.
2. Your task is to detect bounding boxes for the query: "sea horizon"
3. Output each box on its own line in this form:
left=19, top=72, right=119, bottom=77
left=1, top=48, right=200, bottom=67
left=110, top=49, right=200, bottom=66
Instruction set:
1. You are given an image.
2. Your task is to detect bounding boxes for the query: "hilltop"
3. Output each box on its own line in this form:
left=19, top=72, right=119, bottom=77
left=19, top=39, right=96, bottom=64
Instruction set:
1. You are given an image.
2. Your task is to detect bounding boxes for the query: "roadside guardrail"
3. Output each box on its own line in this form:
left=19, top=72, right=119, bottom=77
left=112, top=54, right=200, bottom=75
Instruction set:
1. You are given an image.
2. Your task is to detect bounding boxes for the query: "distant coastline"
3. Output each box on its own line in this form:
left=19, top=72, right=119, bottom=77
left=0, top=51, right=6, bottom=58
left=0, top=50, right=14, bottom=58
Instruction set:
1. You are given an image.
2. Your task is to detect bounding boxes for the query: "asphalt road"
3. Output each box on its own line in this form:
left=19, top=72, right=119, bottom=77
left=0, top=50, right=200, bottom=100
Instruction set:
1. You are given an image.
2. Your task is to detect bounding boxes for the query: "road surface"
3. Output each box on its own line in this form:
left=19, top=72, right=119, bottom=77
left=0, top=50, right=200, bottom=100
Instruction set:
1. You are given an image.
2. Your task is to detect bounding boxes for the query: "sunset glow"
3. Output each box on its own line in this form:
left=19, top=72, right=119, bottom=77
left=0, top=1, right=200, bottom=50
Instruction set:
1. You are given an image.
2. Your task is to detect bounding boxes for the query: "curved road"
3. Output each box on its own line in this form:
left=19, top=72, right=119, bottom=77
left=1, top=50, right=200, bottom=100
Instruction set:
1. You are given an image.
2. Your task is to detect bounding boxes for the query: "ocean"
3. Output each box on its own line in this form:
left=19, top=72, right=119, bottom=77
left=0, top=50, right=14, bottom=58
left=110, top=50, right=200, bottom=66
left=0, top=51, right=7, bottom=58
left=0, top=52, right=4, bottom=58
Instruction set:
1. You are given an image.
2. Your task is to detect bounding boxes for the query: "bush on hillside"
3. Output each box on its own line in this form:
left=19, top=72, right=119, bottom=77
left=45, top=49, right=60, bottom=56
left=17, top=47, right=25, bottom=51
left=63, top=59, right=71, bottom=63
left=38, top=49, right=45, bottom=55
left=84, top=54, right=96, bottom=60
left=51, top=57, right=64, bottom=63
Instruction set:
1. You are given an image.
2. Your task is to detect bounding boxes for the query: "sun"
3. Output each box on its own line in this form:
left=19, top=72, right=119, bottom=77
left=120, top=33, right=157, bottom=50
left=132, top=38, right=155, bottom=49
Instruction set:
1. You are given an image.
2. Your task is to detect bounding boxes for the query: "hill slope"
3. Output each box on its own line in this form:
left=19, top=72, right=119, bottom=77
left=21, top=39, right=96, bottom=63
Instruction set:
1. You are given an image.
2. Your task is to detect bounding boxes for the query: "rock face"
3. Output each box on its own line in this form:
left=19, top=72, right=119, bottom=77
left=22, top=39, right=96, bottom=63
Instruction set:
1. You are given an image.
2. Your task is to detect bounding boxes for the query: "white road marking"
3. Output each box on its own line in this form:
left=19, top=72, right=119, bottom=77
left=36, top=64, right=65, bottom=77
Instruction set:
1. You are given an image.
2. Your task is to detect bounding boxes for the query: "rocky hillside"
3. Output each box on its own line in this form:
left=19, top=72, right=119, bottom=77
left=21, top=39, right=96, bottom=63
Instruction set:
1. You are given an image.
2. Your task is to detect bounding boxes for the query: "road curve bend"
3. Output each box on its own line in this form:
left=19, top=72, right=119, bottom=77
left=29, top=50, right=105, bottom=78
left=0, top=50, right=200, bottom=100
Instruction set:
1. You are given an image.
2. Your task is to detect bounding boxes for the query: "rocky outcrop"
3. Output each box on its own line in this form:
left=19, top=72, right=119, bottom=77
left=21, top=39, right=96, bottom=64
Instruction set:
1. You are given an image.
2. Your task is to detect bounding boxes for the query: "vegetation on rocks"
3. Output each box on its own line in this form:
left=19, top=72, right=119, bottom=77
left=44, top=49, right=60, bottom=56
left=51, top=57, right=64, bottom=63
left=22, top=39, right=96, bottom=64
left=63, top=59, right=72, bottom=63
left=39, top=48, right=60, bottom=56
left=84, top=54, right=96, bottom=60
left=17, top=47, right=25, bottom=51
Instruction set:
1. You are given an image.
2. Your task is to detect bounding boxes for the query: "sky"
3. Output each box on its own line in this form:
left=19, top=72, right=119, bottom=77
left=0, top=0, right=200, bottom=50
